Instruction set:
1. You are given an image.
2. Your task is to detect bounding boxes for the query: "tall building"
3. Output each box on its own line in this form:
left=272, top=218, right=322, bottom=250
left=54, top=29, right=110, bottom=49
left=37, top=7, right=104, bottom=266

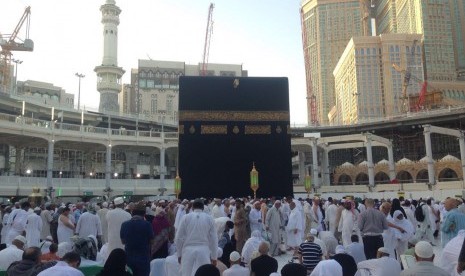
left=375, top=0, right=397, bottom=34
left=392, top=0, right=456, bottom=81
left=448, top=0, right=465, bottom=79
left=301, top=0, right=367, bottom=125
left=122, top=60, right=247, bottom=124
left=94, top=0, right=125, bottom=113
left=332, top=34, right=423, bottom=125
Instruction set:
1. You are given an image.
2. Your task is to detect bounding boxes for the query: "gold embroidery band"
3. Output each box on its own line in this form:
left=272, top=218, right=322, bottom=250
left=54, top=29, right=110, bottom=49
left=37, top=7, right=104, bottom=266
left=245, top=125, right=271, bottom=135
left=179, top=111, right=289, bottom=122
left=201, top=125, right=228, bottom=135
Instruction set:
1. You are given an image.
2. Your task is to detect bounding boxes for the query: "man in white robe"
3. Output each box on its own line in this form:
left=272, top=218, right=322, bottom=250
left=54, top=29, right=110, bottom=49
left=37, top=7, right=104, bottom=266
left=265, top=200, right=283, bottom=256
left=40, top=205, right=53, bottom=240
left=75, top=205, right=102, bottom=242
left=96, top=202, right=109, bottom=243
left=25, top=207, right=43, bottom=247
left=338, top=200, right=360, bottom=247
left=249, top=201, right=263, bottom=233
left=175, top=199, right=218, bottom=276
left=324, top=198, right=338, bottom=234
left=6, top=201, right=30, bottom=245
left=105, top=197, right=131, bottom=255
left=309, top=198, right=324, bottom=232
left=286, top=201, right=302, bottom=254
left=311, top=229, right=328, bottom=259
left=174, top=201, right=188, bottom=230
left=211, top=199, right=225, bottom=219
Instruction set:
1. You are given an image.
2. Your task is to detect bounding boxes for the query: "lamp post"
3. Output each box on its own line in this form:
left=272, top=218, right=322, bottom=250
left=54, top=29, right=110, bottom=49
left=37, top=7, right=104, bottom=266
left=75, top=73, right=85, bottom=110
left=11, top=59, right=22, bottom=95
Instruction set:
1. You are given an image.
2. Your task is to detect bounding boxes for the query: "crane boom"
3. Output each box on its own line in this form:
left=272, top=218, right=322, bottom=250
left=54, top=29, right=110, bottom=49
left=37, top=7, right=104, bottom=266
left=400, top=39, right=417, bottom=113
left=1, top=6, right=33, bottom=94
left=201, top=3, right=214, bottom=76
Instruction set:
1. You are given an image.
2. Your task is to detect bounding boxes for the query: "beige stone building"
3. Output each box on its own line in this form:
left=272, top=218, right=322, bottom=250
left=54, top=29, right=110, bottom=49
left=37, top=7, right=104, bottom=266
left=332, top=34, right=423, bottom=125
left=120, top=60, right=247, bottom=125
left=16, top=80, right=75, bottom=109
left=301, top=0, right=367, bottom=125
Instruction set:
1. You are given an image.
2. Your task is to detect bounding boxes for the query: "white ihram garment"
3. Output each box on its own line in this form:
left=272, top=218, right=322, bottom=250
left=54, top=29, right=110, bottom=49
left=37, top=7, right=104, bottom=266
left=338, top=209, right=360, bottom=247
left=25, top=212, right=43, bottom=247
left=57, top=215, right=74, bottom=244
left=6, top=209, right=28, bottom=245
left=286, top=208, right=303, bottom=247
left=1, top=213, right=10, bottom=244
left=106, top=207, right=131, bottom=255
left=175, top=209, right=218, bottom=276
left=76, top=212, right=102, bottom=238
left=97, top=208, right=109, bottom=243
left=249, top=208, right=262, bottom=233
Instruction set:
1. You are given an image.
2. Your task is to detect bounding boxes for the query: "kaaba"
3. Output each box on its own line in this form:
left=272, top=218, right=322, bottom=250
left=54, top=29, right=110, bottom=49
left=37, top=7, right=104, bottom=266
left=178, top=76, right=293, bottom=199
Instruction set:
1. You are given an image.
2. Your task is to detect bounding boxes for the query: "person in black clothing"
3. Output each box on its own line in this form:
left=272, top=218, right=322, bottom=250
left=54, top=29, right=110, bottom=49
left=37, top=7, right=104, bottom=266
left=97, top=248, right=132, bottom=276
left=7, top=247, right=56, bottom=276
left=219, top=220, right=235, bottom=267
left=280, top=263, right=307, bottom=276
left=250, top=241, right=278, bottom=276
left=331, top=245, right=357, bottom=276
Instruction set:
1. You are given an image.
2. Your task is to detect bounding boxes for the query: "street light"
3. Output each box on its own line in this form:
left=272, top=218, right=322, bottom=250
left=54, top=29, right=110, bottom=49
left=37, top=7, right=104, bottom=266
left=11, top=59, right=22, bottom=95
left=75, top=73, right=85, bottom=110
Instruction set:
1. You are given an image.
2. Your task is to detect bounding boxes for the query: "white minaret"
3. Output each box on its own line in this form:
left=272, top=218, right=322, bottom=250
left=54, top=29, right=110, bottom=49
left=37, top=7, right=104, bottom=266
left=94, top=0, right=125, bottom=112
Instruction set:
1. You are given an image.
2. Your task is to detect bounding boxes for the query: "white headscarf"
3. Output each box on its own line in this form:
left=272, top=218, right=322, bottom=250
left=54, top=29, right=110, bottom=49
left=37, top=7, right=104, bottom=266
left=310, top=259, right=343, bottom=276
left=392, top=210, right=414, bottom=241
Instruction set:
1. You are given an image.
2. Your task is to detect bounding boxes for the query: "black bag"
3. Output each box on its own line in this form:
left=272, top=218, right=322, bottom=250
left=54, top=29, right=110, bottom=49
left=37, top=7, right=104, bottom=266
left=415, top=204, right=425, bottom=222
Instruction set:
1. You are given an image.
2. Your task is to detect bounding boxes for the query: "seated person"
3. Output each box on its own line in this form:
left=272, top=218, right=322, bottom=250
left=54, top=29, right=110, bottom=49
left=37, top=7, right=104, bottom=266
left=41, top=243, right=60, bottom=262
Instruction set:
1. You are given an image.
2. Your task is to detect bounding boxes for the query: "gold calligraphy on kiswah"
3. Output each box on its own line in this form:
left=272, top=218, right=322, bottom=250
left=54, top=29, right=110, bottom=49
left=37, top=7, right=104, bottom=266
left=245, top=125, right=271, bottom=135
left=201, top=125, right=228, bottom=135
left=179, top=111, right=290, bottom=122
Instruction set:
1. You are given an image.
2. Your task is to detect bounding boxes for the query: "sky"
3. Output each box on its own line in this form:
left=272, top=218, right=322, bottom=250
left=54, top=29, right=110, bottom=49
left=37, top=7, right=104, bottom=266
left=1, top=0, right=308, bottom=125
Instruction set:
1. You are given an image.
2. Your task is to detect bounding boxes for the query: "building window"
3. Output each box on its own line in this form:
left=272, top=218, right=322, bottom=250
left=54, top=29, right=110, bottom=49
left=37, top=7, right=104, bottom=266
left=151, top=95, right=158, bottom=114
left=167, top=97, right=173, bottom=113
left=139, top=79, right=146, bottom=88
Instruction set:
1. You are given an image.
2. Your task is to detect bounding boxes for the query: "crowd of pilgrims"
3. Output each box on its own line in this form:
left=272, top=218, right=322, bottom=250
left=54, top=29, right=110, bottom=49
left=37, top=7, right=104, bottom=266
left=2, top=195, right=465, bottom=275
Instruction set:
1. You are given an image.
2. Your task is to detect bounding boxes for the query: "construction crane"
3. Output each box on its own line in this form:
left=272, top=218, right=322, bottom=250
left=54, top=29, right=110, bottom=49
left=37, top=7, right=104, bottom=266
left=201, top=3, right=214, bottom=76
left=392, top=39, right=417, bottom=113
left=392, top=64, right=443, bottom=110
left=0, top=6, right=33, bottom=94
left=300, top=8, right=318, bottom=126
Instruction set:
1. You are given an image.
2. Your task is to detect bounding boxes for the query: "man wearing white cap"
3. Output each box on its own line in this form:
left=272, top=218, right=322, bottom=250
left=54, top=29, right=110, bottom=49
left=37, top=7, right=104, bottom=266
left=97, top=202, right=109, bottom=243
left=401, top=241, right=448, bottom=275
left=6, top=201, right=30, bottom=245
left=25, top=207, right=43, bottom=247
left=356, top=247, right=401, bottom=276
left=106, top=197, right=131, bottom=255
left=249, top=201, right=263, bottom=233
left=310, top=229, right=328, bottom=259
left=0, top=235, right=26, bottom=270
left=223, top=251, right=249, bottom=276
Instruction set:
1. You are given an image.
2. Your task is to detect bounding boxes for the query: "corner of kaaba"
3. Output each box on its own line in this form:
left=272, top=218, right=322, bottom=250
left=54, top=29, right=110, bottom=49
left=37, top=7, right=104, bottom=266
left=178, top=76, right=293, bottom=199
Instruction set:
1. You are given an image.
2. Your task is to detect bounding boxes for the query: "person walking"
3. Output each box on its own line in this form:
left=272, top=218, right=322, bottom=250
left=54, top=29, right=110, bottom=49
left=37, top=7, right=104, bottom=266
left=175, top=199, right=218, bottom=276
left=106, top=197, right=131, bottom=256
left=358, top=198, right=388, bottom=259
left=265, top=200, right=283, bottom=257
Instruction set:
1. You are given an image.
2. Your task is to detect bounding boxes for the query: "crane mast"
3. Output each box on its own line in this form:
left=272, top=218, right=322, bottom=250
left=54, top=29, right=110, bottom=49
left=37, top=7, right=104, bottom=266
left=201, top=3, right=214, bottom=76
left=300, top=8, right=318, bottom=126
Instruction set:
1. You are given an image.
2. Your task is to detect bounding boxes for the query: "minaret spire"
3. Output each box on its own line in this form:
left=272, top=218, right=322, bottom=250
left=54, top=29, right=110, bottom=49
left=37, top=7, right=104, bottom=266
left=94, top=0, right=125, bottom=112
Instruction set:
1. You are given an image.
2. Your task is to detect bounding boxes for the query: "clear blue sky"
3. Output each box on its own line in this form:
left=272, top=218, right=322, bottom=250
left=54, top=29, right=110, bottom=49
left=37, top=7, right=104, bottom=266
left=2, top=0, right=308, bottom=124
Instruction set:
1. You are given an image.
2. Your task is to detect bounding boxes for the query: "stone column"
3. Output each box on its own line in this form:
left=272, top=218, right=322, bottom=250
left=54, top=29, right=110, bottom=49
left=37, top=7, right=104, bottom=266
left=366, top=135, right=375, bottom=187
left=322, top=147, right=330, bottom=186
left=387, top=143, right=396, bottom=181
left=298, top=151, right=306, bottom=185
left=105, top=145, right=112, bottom=189
left=423, top=125, right=435, bottom=185
left=459, top=132, right=465, bottom=183
left=311, top=139, right=319, bottom=188
left=159, top=147, right=166, bottom=194
left=47, top=140, right=54, bottom=190
left=149, top=152, right=155, bottom=179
